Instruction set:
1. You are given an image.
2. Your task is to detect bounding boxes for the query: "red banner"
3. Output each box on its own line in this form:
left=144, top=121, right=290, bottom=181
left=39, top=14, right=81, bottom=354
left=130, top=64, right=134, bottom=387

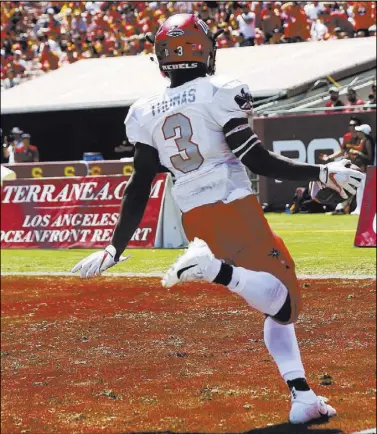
left=354, top=166, right=376, bottom=247
left=1, top=174, right=168, bottom=249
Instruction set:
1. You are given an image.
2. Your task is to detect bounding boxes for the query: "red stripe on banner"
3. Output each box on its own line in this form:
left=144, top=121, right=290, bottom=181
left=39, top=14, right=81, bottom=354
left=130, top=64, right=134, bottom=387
left=354, top=166, right=376, bottom=247
left=0, top=174, right=168, bottom=249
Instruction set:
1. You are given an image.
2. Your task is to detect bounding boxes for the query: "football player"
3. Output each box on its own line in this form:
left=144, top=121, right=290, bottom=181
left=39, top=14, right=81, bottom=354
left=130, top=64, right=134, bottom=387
left=72, top=14, right=365, bottom=425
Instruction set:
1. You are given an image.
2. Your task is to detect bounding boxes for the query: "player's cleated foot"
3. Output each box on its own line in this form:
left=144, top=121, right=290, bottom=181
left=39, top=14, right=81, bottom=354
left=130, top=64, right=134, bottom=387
left=161, top=238, right=221, bottom=288
left=289, top=394, right=336, bottom=424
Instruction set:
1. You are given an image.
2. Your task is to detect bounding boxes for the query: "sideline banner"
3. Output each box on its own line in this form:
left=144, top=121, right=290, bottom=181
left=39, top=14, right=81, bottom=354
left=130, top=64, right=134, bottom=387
left=354, top=166, right=376, bottom=247
left=1, top=174, right=169, bottom=249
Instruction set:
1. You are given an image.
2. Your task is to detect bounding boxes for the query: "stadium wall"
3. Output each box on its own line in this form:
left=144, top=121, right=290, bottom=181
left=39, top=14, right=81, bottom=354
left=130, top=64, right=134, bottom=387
left=254, top=110, right=376, bottom=206
left=1, top=106, right=130, bottom=163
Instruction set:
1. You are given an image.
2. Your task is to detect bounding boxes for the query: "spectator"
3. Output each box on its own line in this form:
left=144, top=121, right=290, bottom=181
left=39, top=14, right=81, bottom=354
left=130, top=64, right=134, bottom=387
left=1, top=68, right=20, bottom=90
left=351, top=1, right=376, bottom=36
left=282, top=1, right=311, bottom=43
left=1, top=1, right=376, bottom=90
left=2, top=135, right=13, bottom=164
left=320, top=117, right=361, bottom=163
left=12, top=50, right=26, bottom=77
left=328, top=4, right=355, bottom=38
left=364, top=81, right=376, bottom=109
left=39, top=44, right=59, bottom=72
left=310, top=13, right=329, bottom=41
left=10, top=127, right=24, bottom=148
left=351, top=124, right=375, bottom=172
left=325, top=86, right=344, bottom=112
left=72, top=10, right=88, bottom=33
left=236, top=4, right=257, bottom=46
left=304, top=1, right=326, bottom=21
left=44, top=7, right=61, bottom=38
left=2, top=127, right=23, bottom=164
left=260, top=2, right=282, bottom=44
left=344, top=87, right=366, bottom=112
left=350, top=124, right=375, bottom=215
left=331, top=27, right=350, bottom=40
left=14, top=133, right=39, bottom=163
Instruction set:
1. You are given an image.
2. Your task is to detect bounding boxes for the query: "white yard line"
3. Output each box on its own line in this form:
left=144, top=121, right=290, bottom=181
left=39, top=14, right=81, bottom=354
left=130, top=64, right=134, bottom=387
left=352, top=429, right=376, bottom=434
left=1, top=271, right=376, bottom=279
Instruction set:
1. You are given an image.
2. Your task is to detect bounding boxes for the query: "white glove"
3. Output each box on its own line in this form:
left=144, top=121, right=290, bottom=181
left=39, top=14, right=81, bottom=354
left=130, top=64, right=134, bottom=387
left=317, top=159, right=365, bottom=199
left=71, top=245, right=130, bottom=278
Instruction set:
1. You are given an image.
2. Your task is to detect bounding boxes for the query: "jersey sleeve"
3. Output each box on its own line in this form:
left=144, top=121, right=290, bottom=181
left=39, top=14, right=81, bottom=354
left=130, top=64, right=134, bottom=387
left=124, top=104, right=154, bottom=147
left=211, top=79, right=254, bottom=127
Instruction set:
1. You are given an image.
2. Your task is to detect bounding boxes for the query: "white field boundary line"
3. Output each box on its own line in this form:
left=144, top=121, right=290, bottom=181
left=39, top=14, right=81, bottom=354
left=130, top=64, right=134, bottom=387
left=352, top=429, right=376, bottom=434
left=1, top=271, right=376, bottom=279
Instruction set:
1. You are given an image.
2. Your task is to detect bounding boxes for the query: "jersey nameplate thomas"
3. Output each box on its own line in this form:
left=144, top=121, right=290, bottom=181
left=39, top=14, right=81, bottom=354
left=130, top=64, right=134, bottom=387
left=151, top=89, right=196, bottom=116
left=234, top=88, right=254, bottom=111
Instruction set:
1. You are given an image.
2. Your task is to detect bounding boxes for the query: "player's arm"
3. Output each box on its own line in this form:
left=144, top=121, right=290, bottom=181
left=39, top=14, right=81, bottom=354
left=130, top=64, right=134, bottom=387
left=224, top=118, right=321, bottom=181
left=350, top=139, right=372, bottom=160
left=71, top=143, right=159, bottom=278
left=321, top=149, right=345, bottom=162
left=223, top=117, right=364, bottom=197
left=111, top=142, right=159, bottom=259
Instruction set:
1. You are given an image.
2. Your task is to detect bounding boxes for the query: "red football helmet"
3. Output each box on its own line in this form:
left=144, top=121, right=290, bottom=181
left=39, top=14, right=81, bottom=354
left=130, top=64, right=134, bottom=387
left=154, top=14, right=219, bottom=76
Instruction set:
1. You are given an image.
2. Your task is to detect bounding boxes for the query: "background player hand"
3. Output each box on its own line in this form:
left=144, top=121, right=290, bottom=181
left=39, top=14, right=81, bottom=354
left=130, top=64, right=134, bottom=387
left=318, top=159, right=365, bottom=199
left=319, top=153, right=329, bottom=162
left=348, top=149, right=359, bottom=155
left=71, top=245, right=130, bottom=278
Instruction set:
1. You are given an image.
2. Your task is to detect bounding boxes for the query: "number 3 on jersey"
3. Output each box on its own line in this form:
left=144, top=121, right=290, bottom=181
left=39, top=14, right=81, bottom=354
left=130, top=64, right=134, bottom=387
left=162, top=113, right=204, bottom=173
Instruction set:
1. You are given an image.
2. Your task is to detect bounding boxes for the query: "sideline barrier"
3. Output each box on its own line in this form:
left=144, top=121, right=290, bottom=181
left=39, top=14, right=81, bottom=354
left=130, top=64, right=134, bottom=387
left=1, top=165, right=16, bottom=186
left=354, top=166, right=376, bottom=247
left=3, top=160, right=134, bottom=179
left=0, top=174, right=187, bottom=249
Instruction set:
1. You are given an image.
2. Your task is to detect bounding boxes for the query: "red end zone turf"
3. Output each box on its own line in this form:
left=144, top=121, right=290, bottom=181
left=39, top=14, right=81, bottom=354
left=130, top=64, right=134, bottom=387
left=1, top=277, right=376, bottom=433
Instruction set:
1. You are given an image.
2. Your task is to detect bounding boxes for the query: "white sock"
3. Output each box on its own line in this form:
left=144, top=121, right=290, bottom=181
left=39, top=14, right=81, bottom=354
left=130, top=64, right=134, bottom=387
left=263, top=316, right=305, bottom=381
left=335, top=199, right=348, bottom=211
left=264, top=317, right=317, bottom=401
left=228, top=267, right=288, bottom=316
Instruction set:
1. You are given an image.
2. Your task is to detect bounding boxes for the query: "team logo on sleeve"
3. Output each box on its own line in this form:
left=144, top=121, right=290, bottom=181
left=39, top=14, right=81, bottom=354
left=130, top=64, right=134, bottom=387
left=234, top=88, right=254, bottom=111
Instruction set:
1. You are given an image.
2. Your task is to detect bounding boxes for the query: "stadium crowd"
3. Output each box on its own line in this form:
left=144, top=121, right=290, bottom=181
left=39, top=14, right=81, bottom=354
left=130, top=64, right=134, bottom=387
left=1, top=1, right=376, bottom=90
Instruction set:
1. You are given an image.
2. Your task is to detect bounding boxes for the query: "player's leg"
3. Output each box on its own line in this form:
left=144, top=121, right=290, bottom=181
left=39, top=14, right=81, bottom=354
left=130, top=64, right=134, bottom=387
left=162, top=240, right=336, bottom=424
left=181, top=195, right=301, bottom=323
left=224, top=199, right=335, bottom=423
left=263, top=315, right=336, bottom=423
left=351, top=173, right=366, bottom=215
left=162, top=195, right=335, bottom=423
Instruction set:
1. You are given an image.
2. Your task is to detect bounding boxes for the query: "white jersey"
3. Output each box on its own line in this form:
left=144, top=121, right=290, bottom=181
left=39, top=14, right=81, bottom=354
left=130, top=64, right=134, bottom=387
left=125, top=75, right=254, bottom=212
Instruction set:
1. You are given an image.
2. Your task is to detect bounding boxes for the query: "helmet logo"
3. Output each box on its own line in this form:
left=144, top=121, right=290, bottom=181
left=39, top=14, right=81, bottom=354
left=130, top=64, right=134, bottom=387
left=162, top=63, right=198, bottom=71
left=167, top=26, right=185, bottom=37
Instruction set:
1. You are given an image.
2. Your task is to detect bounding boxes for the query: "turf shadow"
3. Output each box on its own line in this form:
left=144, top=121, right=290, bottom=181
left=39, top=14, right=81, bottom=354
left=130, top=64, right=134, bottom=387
left=120, top=422, right=343, bottom=434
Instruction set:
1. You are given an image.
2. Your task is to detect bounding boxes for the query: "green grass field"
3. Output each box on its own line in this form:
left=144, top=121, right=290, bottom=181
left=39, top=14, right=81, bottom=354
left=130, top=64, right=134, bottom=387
left=1, top=214, right=375, bottom=276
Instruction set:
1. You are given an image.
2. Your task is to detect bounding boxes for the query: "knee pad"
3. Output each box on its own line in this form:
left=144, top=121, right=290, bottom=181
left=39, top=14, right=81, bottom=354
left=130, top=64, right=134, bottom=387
left=234, top=268, right=288, bottom=317
left=272, top=294, right=292, bottom=324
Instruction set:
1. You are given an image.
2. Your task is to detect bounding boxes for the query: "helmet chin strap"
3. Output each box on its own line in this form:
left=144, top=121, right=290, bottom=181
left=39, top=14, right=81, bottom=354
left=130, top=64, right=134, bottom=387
left=213, top=29, right=224, bottom=40
left=208, top=29, right=223, bottom=76
left=146, top=34, right=155, bottom=44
